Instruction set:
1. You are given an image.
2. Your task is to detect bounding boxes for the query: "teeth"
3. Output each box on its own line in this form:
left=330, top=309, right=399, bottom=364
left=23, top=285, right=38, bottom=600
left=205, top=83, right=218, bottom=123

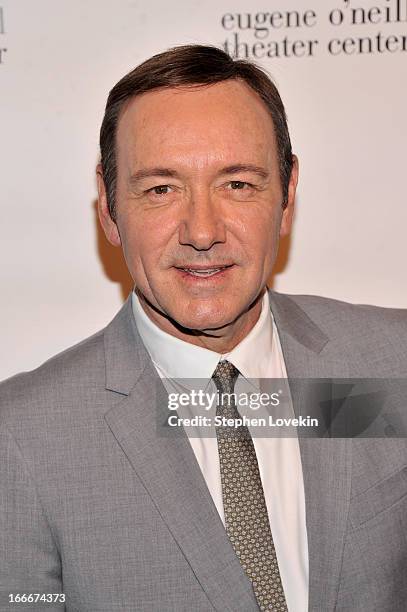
left=183, top=268, right=223, bottom=276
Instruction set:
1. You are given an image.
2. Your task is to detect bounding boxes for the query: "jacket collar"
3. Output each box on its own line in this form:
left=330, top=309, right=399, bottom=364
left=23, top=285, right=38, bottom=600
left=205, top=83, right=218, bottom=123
left=103, top=289, right=330, bottom=395
left=103, top=290, right=349, bottom=612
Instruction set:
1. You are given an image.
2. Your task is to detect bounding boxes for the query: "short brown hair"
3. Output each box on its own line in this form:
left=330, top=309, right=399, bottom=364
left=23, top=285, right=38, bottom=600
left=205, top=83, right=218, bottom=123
left=100, top=44, right=293, bottom=220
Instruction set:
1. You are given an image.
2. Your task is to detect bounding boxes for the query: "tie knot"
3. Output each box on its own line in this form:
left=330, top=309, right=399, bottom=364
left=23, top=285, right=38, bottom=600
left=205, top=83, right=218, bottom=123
left=212, top=360, right=239, bottom=393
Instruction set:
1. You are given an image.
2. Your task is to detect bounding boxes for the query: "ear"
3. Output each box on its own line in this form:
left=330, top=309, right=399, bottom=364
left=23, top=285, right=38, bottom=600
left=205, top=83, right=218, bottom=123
left=96, top=164, right=121, bottom=247
left=280, top=155, right=299, bottom=237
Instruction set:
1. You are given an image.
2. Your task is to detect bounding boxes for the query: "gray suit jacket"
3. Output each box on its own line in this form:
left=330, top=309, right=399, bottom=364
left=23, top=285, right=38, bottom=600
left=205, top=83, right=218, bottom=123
left=1, top=291, right=407, bottom=611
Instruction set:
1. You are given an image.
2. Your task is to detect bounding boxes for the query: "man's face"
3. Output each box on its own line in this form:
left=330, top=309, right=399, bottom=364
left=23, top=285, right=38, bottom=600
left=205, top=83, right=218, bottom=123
left=99, top=80, right=297, bottom=333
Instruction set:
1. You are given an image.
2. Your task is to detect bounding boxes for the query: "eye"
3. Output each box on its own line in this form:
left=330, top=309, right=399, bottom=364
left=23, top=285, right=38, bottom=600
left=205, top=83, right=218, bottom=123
left=147, top=185, right=172, bottom=195
left=229, top=181, right=252, bottom=190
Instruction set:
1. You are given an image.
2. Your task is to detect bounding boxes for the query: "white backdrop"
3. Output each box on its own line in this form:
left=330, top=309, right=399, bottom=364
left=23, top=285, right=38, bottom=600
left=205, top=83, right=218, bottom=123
left=1, top=0, right=406, bottom=380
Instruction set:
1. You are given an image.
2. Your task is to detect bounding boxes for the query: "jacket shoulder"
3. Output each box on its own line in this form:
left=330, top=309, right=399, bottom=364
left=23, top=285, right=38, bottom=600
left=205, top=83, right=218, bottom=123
left=283, top=292, right=407, bottom=329
left=0, top=329, right=106, bottom=425
left=273, top=291, right=407, bottom=371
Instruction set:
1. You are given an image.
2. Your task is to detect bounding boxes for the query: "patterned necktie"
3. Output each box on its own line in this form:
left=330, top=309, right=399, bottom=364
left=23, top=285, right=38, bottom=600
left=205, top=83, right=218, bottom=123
left=212, top=360, right=288, bottom=612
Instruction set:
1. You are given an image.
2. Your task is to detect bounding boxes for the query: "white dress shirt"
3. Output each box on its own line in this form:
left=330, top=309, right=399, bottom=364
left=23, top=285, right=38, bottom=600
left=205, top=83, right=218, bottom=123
left=132, top=290, right=309, bottom=612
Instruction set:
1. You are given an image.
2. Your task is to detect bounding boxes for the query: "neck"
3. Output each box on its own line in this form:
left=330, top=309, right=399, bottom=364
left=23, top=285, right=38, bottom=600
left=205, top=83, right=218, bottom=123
left=136, top=289, right=265, bottom=354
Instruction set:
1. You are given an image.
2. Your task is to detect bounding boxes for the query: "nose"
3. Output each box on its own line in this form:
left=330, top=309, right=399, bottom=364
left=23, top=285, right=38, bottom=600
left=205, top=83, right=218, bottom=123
left=178, top=188, right=226, bottom=251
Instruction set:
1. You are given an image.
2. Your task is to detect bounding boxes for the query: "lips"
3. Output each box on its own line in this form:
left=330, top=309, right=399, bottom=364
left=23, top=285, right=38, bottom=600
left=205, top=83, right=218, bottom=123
left=174, top=264, right=234, bottom=278
left=180, top=267, right=225, bottom=277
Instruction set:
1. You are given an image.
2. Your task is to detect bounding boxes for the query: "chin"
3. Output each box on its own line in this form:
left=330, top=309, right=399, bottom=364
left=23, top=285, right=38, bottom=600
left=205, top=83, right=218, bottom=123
left=172, top=301, right=238, bottom=332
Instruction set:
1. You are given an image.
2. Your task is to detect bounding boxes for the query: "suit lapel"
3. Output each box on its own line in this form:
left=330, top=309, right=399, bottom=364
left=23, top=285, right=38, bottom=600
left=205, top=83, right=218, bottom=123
left=103, top=297, right=259, bottom=612
left=102, top=292, right=353, bottom=612
left=269, top=291, right=352, bottom=612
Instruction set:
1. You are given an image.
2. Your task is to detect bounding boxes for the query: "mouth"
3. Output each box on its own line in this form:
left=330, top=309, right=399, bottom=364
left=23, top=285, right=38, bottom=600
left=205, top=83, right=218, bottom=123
left=174, top=264, right=234, bottom=278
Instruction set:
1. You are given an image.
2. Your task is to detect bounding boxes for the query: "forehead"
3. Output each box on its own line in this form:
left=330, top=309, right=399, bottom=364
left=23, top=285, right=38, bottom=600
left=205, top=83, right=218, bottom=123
left=116, top=80, right=278, bottom=170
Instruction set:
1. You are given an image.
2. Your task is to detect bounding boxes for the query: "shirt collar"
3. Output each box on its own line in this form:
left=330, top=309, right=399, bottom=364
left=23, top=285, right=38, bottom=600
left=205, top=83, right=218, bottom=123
left=223, top=290, right=274, bottom=380
left=131, top=289, right=274, bottom=382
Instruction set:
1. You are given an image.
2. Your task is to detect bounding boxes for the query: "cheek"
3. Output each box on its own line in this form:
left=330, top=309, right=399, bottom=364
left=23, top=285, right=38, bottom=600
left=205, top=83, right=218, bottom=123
left=118, top=214, right=175, bottom=275
left=232, top=210, right=281, bottom=262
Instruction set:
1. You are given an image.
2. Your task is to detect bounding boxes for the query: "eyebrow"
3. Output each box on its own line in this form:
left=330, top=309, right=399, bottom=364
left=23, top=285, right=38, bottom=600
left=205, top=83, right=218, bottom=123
left=128, top=163, right=270, bottom=186
left=129, top=167, right=179, bottom=185
left=220, top=164, right=269, bottom=179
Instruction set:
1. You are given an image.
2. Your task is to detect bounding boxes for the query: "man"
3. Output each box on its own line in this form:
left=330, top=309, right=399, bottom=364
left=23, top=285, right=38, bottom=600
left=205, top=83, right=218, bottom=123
left=1, top=45, right=406, bottom=612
